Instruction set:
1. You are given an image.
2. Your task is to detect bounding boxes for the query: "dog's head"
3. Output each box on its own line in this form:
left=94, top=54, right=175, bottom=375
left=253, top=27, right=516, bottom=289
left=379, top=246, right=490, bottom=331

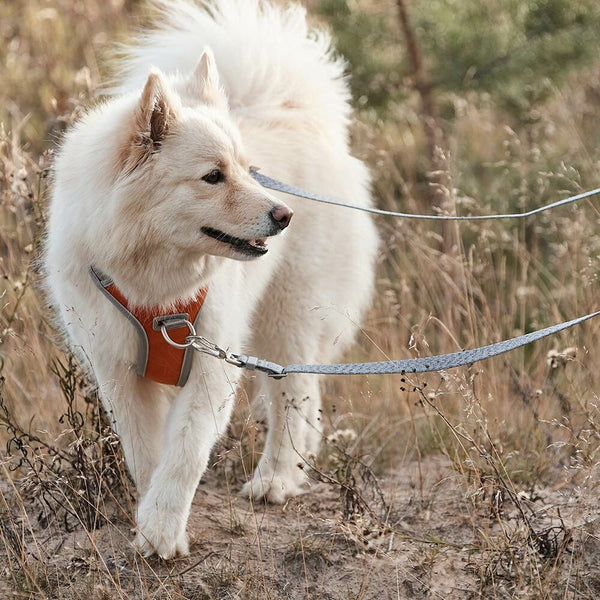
left=115, top=50, right=292, bottom=262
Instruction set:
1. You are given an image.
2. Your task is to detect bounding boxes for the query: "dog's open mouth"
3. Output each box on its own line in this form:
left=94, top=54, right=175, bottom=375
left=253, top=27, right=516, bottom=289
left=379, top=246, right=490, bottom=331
left=202, top=226, right=269, bottom=257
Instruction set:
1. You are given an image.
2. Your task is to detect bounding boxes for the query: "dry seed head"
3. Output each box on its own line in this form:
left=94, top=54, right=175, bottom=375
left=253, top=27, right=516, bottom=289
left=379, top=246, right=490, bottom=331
left=547, top=347, right=577, bottom=369
left=326, top=428, right=357, bottom=445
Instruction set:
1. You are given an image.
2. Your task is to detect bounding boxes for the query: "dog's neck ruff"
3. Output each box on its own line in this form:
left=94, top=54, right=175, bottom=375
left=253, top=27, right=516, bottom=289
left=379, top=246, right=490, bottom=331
left=89, top=266, right=208, bottom=386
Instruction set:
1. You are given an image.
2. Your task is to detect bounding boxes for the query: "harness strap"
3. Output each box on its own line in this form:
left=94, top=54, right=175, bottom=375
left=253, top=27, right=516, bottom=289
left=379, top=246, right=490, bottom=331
left=89, top=267, right=208, bottom=386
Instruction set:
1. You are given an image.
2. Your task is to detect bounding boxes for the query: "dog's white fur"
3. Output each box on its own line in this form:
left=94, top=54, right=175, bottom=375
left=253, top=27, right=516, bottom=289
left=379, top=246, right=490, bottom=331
left=45, top=0, right=378, bottom=558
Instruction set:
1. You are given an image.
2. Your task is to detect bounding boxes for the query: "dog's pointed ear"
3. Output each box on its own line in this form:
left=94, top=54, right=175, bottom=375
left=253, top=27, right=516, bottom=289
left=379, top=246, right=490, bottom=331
left=120, top=70, right=179, bottom=175
left=135, top=70, right=176, bottom=146
left=189, top=48, right=228, bottom=107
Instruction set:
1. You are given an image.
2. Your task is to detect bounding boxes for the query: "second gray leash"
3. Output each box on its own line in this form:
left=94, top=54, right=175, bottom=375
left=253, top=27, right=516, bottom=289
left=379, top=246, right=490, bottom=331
left=235, top=310, right=600, bottom=377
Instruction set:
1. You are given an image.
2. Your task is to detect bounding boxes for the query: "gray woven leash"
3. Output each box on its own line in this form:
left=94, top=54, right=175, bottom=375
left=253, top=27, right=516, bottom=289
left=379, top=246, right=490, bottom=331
left=250, top=170, right=600, bottom=221
left=161, top=310, right=600, bottom=378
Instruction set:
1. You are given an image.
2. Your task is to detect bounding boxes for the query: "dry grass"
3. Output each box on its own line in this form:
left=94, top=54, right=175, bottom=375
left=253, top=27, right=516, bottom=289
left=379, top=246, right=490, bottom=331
left=2, top=0, right=600, bottom=598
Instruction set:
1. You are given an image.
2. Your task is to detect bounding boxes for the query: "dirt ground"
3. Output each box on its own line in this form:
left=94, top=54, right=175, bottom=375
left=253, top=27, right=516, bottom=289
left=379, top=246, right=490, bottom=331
left=2, top=452, right=600, bottom=600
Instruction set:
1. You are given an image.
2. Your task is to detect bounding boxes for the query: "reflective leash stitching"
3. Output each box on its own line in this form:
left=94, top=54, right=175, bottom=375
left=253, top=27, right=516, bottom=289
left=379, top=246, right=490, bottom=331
left=250, top=170, right=600, bottom=222
left=161, top=311, right=600, bottom=379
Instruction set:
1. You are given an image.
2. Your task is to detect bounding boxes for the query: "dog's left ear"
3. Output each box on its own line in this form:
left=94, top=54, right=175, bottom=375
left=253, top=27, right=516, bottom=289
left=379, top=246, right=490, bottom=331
left=188, top=48, right=228, bottom=108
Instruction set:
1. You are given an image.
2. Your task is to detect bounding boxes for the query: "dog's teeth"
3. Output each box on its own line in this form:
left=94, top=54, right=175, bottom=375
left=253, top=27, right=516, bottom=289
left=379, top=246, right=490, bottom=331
left=250, top=239, right=266, bottom=248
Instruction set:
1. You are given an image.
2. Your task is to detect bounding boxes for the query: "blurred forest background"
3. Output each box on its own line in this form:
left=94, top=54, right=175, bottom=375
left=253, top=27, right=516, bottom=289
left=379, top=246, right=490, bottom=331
left=2, top=1, right=600, bottom=598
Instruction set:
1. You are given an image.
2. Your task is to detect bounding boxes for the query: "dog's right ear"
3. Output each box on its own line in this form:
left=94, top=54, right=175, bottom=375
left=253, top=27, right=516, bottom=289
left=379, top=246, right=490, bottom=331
left=135, top=70, right=177, bottom=149
left=120, top=70, right=179, bottom=175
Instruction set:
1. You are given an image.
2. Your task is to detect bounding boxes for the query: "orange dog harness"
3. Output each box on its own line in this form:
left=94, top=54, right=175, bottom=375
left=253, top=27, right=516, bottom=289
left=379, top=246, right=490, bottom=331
left=89, top=267, right=208, bottom=386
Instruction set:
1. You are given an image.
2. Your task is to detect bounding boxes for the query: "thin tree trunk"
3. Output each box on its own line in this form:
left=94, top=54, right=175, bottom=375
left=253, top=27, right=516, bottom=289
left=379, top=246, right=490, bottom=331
left=396, top=0, right=454, bottom=251
left=396, top=0, right=441, bottom=168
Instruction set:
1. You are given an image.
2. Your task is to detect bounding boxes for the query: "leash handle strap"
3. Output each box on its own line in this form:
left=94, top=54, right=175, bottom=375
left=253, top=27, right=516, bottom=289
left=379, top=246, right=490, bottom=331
left=251, top=170, right=600, bottom=222
left=234, top=311, right=600, bottom=377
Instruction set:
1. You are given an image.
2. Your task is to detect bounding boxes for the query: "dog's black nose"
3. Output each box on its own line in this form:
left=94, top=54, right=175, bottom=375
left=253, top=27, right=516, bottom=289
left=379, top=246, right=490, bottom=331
left=270, top=205, right=293, bottom=230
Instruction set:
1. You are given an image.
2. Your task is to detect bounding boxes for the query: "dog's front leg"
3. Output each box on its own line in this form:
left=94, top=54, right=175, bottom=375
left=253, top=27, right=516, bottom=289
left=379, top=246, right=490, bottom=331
left=95, top=363, right=171, bottom=496
left=135, top=360, right=238, bottom=559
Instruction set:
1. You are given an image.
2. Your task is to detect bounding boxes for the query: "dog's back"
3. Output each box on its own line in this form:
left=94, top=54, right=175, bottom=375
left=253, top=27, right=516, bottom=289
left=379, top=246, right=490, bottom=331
left=112, top=0, right=352, bottom=145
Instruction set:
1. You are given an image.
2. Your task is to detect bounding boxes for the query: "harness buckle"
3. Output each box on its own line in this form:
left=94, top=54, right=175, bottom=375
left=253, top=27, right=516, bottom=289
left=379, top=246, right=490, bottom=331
left=153, top=313, right=190, bottom=331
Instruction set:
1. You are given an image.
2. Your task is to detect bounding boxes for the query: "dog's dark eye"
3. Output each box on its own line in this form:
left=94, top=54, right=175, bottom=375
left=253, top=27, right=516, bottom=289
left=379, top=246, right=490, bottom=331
left=202, top=169, right=225, bottom=185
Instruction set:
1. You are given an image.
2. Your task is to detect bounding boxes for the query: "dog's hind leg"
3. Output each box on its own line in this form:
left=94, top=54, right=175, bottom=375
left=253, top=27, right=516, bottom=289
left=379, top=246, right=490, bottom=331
left=240, top=366, right=323, bottom=504
left=95, top=364, right=171, bottom=496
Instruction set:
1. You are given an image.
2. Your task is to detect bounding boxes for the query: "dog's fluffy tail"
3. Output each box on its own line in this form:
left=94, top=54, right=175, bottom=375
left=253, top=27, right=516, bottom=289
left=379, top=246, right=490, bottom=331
left=110, top=0, right=351, bottom=139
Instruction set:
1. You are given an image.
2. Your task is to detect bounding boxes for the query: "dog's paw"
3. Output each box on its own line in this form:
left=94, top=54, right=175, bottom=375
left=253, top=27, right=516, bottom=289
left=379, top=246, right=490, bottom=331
left=240, top=468, right=307, bottom=504
left=136, top=527, right=189, bottom=560
left=135, top=497, right=189, bottom=559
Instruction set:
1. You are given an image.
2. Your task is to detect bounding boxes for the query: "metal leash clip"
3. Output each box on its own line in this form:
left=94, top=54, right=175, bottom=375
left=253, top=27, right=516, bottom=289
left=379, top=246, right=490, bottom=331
left=159, top=318, right=287, bottom=376
left=160, top=319, right=244, bottom=367
left=188, top=335, right=243, bottom=367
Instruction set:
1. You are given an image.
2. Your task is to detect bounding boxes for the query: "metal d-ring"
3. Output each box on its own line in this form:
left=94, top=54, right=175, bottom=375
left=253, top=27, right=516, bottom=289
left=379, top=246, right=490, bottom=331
left=160, top=319, right=196, bottom=349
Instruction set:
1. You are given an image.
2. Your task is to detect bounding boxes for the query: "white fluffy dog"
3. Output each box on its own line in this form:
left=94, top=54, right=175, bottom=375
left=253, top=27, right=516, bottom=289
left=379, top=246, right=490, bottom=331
left=45, top=0, right=378, bottom=558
